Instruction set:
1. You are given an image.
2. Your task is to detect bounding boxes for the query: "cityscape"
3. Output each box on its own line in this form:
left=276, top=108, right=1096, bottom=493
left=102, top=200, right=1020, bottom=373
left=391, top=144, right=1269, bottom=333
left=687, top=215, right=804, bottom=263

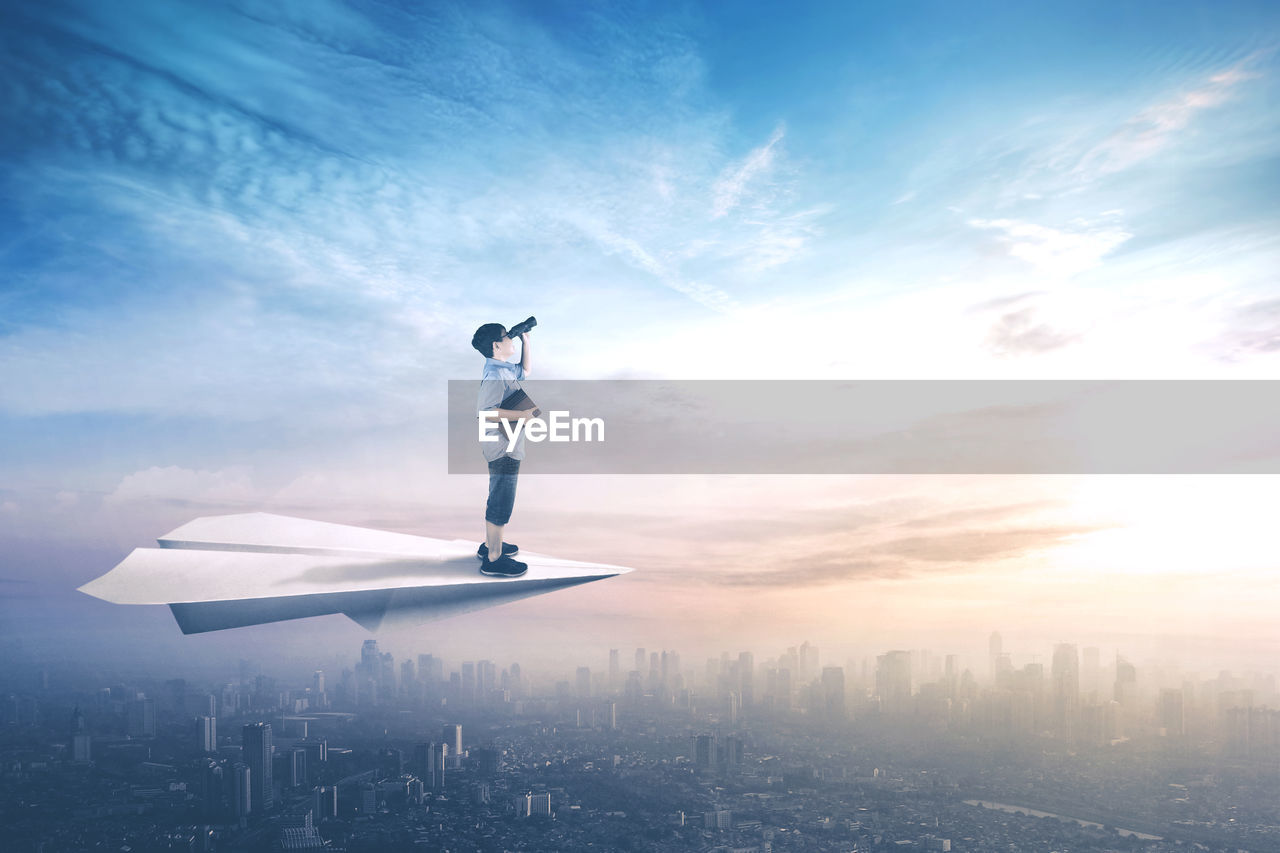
left=3, top=1, right=1279, bottom=852
left=2, top=633, right=1276, bottom=852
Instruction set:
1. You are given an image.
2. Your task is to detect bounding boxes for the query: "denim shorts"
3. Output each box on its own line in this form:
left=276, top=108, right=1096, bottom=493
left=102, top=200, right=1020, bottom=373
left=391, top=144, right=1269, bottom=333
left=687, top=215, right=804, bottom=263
left=485, top=455, right=520, bottom=525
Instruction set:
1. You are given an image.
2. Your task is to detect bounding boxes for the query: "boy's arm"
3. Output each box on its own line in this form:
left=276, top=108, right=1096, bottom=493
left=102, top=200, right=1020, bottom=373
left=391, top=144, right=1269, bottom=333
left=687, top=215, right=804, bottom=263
left=519, top=331, right=531, bottom=378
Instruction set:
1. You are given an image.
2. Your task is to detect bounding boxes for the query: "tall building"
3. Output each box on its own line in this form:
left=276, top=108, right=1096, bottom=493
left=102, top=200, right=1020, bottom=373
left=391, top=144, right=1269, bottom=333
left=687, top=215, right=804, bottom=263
left=232, top=762, right=251, bottom=818
left=634, top=648, right=646, bottom=673
left=127, top=697, right=156, bottom=737
left=313, top=785, right=337, bottom=819
left=609, top=649, right=620, bottom=691
left=776, top=667, right=793, bottom=712
left=199, top=759, right=222, bottom=817
left=413, top=742, right=432, bottom=779
left=876, top=651, right=912, bottom=715
left=799, top=640, right=818, bottom=682
left=1081, top=647, right=1101, bottom=700
left=575, top=666, right=591, bottom=698
left=1160, top=688, right=1185, bottom=737
left=988, top=632, right=1003, bottom=683
left=443, top=724, right=462, bottom=769
left=478, top=660, right=497, bottom=699
left=738, top=651, right=755, bottom=708
left=357, top=640, right=382, bottom=706
left=694, top=734, right=714, bottom=769
left=287, top=748, right=307, bottom=788
left=821, top=666, right=846, bottom=721
left=461, top=662, right=476, bottom=707
left=242, top=722, right=274, bottom=813
left=432, top=742, right=446, bottom=790
left=530, top=792, right=551, bottom=816
left=1051, top=643, right=1080, bottom=737
left=401, top=660, right=416, bottom=691
left=418, top=654, right=434, bottom=685
left=199, top=715, right=217, bottom=753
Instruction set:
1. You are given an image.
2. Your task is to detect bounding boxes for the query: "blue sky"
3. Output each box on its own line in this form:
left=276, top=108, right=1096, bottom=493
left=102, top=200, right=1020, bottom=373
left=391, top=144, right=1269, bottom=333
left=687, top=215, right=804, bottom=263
left=1, top=0, right=1279, bottom=669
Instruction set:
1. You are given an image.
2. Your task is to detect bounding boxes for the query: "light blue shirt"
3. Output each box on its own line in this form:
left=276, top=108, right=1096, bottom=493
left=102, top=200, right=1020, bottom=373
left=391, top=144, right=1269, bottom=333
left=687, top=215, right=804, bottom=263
left=477, top=357, right=527, bottom=462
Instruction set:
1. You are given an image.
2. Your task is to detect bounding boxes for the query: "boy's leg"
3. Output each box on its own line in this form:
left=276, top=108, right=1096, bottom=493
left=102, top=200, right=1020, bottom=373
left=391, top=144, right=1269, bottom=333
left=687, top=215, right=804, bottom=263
left=485, top=521, right=504, bottom=562
left=483, top=456, right=520, bottom=562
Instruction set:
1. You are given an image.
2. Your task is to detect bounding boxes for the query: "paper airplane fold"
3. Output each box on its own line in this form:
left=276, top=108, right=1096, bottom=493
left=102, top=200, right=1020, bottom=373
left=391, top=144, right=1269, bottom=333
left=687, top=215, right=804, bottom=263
left=78, top=513, right=631, bottom=634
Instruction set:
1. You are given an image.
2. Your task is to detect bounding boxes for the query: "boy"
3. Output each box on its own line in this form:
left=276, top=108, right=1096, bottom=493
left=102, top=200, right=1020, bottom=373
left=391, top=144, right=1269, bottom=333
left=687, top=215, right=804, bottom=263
left=471, top=322, right=534, bottom=577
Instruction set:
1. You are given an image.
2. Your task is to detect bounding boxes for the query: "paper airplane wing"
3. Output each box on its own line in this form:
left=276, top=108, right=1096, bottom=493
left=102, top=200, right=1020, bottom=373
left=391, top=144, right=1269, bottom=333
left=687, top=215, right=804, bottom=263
left=77, top=513, right=631, bottom=634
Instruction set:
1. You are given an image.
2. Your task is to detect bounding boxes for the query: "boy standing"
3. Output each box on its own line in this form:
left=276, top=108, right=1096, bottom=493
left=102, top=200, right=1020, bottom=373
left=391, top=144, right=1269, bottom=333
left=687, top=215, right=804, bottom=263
left=471, top=323, right=534, bottom=577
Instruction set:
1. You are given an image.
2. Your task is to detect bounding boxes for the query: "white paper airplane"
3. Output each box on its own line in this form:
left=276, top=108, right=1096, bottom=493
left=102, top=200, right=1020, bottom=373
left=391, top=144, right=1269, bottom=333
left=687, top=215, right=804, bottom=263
left=77, top=513, right=632, bottom=634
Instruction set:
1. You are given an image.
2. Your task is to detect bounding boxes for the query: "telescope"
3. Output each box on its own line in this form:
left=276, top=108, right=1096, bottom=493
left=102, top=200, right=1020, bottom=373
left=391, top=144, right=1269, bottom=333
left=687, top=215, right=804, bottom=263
left=506, top=316, right=537, bottom=339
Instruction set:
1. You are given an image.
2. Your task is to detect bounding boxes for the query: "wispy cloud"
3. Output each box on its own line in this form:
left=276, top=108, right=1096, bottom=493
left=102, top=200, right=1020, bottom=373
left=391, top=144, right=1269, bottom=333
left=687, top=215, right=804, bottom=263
left=966, top=213, right=1132, bottom=278
left=104, top=465, right=259, bottom=508
left=711, top=123, right=786, bottom=219
left=1213, top=295, right=1280, bottom=360
left=983, top=306, right=1081, bottom=357
left=1073, top=52, right=1269, bottom=179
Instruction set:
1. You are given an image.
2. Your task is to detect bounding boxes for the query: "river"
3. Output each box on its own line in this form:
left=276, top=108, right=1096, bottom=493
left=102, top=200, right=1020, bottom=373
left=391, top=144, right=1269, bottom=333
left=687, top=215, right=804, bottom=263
left=962, top=799, right=1164, bottom=841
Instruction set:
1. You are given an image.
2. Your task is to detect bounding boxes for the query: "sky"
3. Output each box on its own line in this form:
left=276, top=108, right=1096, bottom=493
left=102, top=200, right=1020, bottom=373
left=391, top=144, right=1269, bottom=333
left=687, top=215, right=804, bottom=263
left=1, top=0, right=1278, bottom=680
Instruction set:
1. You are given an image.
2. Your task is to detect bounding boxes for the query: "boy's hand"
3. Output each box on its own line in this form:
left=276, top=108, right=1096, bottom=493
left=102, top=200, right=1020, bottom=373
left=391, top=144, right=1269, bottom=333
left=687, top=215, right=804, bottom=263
left=520, top=331, right=531, bottom=343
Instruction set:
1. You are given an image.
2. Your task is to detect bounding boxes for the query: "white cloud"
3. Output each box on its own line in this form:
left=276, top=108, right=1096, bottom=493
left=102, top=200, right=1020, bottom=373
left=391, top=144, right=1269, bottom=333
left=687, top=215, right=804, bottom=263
left=1073, top=54, right=1264, bottom=178
left=0, top=501, right=18, bottom=514
left=967, top=214, right=1132, bottom=278
left=53, top=491, right=79, bottom=509
left=105, top=465, right=258, bottom=507
left=712, top=124, right=786, bottom=219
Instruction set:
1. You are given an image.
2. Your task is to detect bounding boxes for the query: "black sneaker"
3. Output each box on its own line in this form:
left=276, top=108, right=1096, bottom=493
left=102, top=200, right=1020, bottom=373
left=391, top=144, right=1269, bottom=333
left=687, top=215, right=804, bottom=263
left=476, top=541, right=519, bottom=560
left=479, top=555, right=528, bottom=577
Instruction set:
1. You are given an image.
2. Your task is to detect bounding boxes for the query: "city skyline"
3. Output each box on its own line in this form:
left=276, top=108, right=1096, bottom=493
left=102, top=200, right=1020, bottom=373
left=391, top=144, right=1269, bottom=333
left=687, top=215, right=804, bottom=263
left=3, top=629, right=1275, bottom=850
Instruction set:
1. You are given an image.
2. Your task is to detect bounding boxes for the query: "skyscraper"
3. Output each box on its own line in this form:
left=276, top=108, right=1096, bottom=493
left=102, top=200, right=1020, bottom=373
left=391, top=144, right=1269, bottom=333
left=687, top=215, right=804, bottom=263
left=413, top=742, right=432, bottom=779
left=432, top=742, right=446, bottom=790
left=988, top=631, right=1003, bottom=683
left=242, top=722, right=273, bottom=813
left=443, top=724, right=462, bottom=769
left=821, top=666, right=846, bottom=721
left=1051, top=643, right=1080, bottom=738
left=694, top=734, right=714, bottom=769
left=232, top=762, right=251, bottom=818
left=876, top=651, right=912, bottom=716
left=1160, top=688, right=1185, bottom=737
left=288, top=748, right=307, bottom=788
left=127, top=697, right=156, bottom=737
left=799, top=640, right=818, bottom=682
left=461, top=662, right=476, bottom=707
left=313, top=785, right=337, bottom=819
left=609, top=649, right=620, bottom=691
left=1081, top=646, right=1100, bottom=701
left=199, top=715, right=217, bottom=753
left=738, top=651, right=754, bottom=708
